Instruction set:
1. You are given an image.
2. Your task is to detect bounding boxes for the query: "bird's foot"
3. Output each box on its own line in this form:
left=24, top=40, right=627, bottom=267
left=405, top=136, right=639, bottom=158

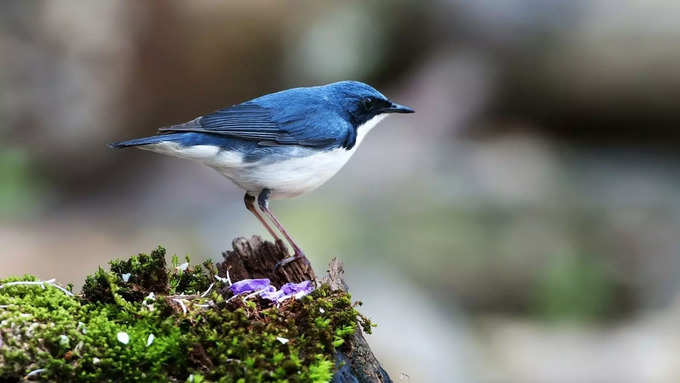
left=274, top=252, right=311, bottom=271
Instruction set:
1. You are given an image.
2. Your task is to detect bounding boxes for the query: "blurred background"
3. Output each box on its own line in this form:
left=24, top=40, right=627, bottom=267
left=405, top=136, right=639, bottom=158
left=2, top=1, right=680, bottom=382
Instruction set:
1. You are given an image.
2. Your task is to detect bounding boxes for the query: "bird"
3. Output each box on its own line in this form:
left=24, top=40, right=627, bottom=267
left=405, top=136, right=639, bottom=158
left=110, top=80, right=414, bottom=269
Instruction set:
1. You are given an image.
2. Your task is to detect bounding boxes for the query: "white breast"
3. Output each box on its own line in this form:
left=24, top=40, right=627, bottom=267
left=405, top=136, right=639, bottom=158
left=233, top=148, right=354, bottom=198
left=236, top=114, right=387, bottom=199
left=141, top=114, right=388, bottom=199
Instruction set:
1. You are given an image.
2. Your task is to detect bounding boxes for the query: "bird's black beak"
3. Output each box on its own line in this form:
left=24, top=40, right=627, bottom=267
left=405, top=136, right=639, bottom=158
left=382, top=102, right=414, bottom=114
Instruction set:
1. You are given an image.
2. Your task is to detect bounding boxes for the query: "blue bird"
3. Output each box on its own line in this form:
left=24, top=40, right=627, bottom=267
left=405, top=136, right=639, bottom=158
left=110, top=81, right=414, bottom=269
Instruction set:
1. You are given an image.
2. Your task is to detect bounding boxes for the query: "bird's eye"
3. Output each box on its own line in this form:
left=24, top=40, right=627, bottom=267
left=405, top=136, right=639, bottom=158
left=362, top=97, right=374, bottom=109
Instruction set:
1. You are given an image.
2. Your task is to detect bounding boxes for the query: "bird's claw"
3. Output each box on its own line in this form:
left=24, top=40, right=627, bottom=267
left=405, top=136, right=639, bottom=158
left=274, top=253, right=310, bottom=271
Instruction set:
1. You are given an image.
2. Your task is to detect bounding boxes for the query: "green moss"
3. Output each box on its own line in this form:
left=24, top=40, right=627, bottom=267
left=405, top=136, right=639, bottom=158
left=82, top=246, right=172, bottom=304
left=308, top=358, right=334, bottom=383
left=0, top=248, right=371, bottom=382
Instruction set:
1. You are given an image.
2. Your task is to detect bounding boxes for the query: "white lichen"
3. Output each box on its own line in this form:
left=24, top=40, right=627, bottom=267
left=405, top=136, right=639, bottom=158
left=24, top=368, right=46, bottom=379
left=59, top=334, right=70, bottom=347
left=117, top=331, right=129, bottom=345
left=215, top=270, right=232, bottom=286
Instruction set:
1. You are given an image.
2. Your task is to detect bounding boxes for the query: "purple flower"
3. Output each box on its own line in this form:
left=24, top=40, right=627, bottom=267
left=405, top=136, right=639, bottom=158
left=258, top=285, right=284, bottom=301
left=229, top=278, right=271, bottom=295
left=280, top=281, right=314, bottom=297
left=229, top=278, right=315, bottom=304
left=264, top=281, right=315, bottom=303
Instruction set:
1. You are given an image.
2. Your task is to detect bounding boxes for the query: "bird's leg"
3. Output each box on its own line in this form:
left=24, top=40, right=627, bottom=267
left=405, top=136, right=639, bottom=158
left=257, top=189, right=311, bottom=269
left=244, top=193, right=280, bottom=241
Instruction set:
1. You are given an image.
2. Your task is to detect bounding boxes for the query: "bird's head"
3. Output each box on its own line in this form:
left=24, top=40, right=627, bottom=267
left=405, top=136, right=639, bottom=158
left=323, top=81, right=414, bottom=128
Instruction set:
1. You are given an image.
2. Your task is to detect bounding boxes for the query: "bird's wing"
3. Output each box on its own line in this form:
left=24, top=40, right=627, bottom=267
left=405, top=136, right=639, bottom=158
left=158, top=102, right=354, bottom=148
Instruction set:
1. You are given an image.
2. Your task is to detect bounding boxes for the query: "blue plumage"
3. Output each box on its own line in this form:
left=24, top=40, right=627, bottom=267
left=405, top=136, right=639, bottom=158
left=110, top=131, right=320, bottom=163
left=109, top=134, right=174, bottom=148
left=110, top=80, right=413, bottom=269
left=112, top=81, right=411, bottom=151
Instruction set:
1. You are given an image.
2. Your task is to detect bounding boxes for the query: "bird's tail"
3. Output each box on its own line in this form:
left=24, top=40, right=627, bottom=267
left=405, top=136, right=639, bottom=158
left=108, top=134, right=180, bottom=149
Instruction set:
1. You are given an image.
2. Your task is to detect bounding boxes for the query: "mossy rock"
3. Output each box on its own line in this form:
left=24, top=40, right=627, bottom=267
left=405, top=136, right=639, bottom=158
left=0, top=246, right=373, bottom=382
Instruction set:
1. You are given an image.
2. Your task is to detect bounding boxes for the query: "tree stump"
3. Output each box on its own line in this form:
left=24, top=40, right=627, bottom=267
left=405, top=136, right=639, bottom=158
left=0, top=236, right=392, bottom=382
left=218, top=236, right=393, bottom=383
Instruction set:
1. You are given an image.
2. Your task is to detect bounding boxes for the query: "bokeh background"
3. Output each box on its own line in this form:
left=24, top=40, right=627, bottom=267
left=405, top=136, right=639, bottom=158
left=2, top=1, right=680, bottom=382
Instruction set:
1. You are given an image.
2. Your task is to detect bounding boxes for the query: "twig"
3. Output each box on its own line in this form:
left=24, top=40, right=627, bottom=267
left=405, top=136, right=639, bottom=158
left=200, top=282, right=214, bottom=298
left=172, top=298, right=188, bottom=314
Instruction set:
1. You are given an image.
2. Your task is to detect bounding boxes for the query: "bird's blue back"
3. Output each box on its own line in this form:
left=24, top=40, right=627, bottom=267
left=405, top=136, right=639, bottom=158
left=112, top=81, right=389, bottom=155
